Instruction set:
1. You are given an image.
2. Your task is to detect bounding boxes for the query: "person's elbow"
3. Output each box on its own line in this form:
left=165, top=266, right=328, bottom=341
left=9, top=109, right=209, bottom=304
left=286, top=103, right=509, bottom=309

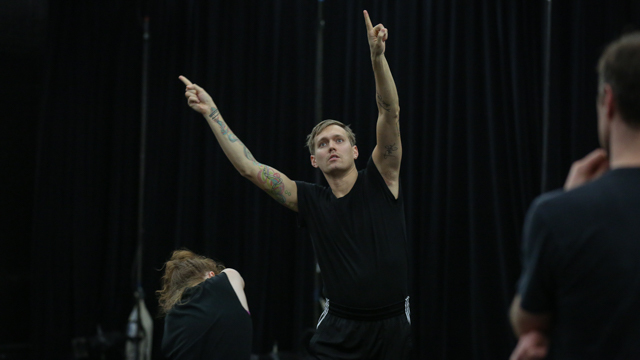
left=382, top=106, right=400, bottom=120
left=510, top=295, right=551, bottom=337
left=236, top=163, right=256, bottom=179
left=239, top=167, right=254, bottom=179
left=510, top=308, right=529, bottom=337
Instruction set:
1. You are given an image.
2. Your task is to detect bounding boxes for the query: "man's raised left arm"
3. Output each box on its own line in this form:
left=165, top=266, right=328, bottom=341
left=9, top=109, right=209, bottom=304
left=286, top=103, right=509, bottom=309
left=364, top=10, right=402, bottom=197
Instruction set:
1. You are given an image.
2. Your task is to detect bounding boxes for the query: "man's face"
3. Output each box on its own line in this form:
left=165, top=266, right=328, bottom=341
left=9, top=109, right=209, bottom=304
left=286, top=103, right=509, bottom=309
left=310, top=125, right=358, bottom=174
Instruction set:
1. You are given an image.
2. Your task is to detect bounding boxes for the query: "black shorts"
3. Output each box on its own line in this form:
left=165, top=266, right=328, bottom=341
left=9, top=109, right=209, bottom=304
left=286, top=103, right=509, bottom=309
left=309, top=297, right=413, bottom=360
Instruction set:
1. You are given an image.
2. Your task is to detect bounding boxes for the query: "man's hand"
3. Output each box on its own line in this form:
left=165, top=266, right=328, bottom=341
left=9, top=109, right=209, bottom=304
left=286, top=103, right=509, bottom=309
left=179, top=75, right=217, bottom=115
left=510, top=331, right=549, bottom=360
left=564, top=148, right=609, bottom=191
left=363, top=10, right=387, bottom=58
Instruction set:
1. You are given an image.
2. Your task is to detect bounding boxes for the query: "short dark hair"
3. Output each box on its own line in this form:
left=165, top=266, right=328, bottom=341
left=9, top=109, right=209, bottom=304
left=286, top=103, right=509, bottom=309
left=598, top=32, right=640, bottom=126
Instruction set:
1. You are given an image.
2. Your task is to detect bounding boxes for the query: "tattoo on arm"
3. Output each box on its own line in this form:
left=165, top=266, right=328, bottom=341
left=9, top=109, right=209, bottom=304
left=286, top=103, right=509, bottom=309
left=210, top=107, right=239, bottom=142
left=383, top=143, right=398, bottom=159
left=377, top=92, right=392, bottom=112
left=244, top=146, right=261, bottom=166
left=256, top=165, right=290, bottom=205
left=209, top=108, right=220, bottom=120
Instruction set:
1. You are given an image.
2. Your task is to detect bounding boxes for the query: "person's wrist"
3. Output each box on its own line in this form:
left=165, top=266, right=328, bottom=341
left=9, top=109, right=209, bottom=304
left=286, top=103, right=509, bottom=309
left=371, top=53, right=384, bottom=62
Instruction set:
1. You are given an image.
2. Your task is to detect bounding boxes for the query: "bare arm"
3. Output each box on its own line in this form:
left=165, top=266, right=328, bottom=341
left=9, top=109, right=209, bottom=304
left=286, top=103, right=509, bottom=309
left=509, top=330, right=549, bottom=360
left=179, top=76, right=298, bottom=211
left=222, top=268, right=250, bottom=312
left=509, top=295, right=551, bottom=360
left=363, top=11, right=402, bottom=198
left=509, top=295, right=552, bottom=337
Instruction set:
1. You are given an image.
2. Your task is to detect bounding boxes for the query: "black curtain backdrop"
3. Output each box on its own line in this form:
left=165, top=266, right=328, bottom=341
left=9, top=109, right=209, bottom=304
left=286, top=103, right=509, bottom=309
left=5, top=0, right=636, bottom=359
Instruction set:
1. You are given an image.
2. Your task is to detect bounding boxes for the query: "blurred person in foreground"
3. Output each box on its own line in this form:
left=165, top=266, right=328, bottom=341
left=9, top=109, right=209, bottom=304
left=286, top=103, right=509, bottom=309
left=510, top=32, right=640, bottom=360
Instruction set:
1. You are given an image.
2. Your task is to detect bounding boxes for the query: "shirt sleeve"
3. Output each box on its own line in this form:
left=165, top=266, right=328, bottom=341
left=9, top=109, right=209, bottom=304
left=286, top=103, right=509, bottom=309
left=295, top=180, right=310, bottom=228
left=365, top=156, right=401, bottom=201
left=518, top=193, right=560, bottom=313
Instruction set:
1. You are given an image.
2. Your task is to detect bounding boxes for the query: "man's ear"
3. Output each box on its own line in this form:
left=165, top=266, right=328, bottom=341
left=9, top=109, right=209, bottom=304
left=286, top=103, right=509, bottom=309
left=603, top=84, right=616, bottom=121
left=353, top=145, right=359, bottom=160
left=310, top=154, right=318, bottom=168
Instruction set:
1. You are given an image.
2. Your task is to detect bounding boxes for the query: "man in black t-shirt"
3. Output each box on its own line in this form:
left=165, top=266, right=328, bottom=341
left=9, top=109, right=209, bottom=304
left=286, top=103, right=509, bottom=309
left=179, top=10, right=411, bottom=360
left=510, top=32, right=640, bottom=360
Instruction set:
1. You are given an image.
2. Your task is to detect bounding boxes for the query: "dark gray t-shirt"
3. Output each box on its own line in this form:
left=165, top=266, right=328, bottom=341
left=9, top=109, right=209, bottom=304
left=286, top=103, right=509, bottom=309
left=518, top=168, right=640, bottom=359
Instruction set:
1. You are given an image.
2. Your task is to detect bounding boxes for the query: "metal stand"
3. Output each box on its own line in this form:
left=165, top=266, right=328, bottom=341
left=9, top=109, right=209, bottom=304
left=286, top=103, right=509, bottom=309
left=313, top=0, right=326, bottom=322
left=541, top=0, right=553, bottom=192
left=125, top=15, right=153, bottom=360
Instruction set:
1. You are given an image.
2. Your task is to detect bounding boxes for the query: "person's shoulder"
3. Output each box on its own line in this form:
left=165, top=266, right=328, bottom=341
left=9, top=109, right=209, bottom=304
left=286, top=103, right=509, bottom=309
left=362, top=155, right=384, bottom=181
left=221, top=268, right=242, bottom=278
left=530, top=188, right=563, bottom=208
left=532, top=173, right=617, bottom=216
left=295, top=179, right=331, bottom=197
left=221, top=268, right=245, bottom=288
left=557, top=171, right=617, bottom=203
left=524, top=189, right=565, bottom=221
left=364, top=155, right=376, bottom=172
left=295, top=180, right=323, bottom=189
left=296, top=180, right=330, bottom=190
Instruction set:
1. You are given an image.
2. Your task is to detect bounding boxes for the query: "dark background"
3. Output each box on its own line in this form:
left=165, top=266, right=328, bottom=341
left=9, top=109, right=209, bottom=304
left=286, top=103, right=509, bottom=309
left=2, top=0, right=640, bottom=359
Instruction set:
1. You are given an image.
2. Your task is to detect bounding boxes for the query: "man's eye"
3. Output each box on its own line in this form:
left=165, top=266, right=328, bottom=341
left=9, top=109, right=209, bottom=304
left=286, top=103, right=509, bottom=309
left=337, top=139, right=343, bottom=143
left=319, top=142, right=326, bottom=147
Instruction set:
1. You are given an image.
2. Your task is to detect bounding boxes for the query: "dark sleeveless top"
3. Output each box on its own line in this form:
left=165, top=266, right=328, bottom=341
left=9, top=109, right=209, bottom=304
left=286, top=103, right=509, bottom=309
left=162, top=272, right=252, bottom=359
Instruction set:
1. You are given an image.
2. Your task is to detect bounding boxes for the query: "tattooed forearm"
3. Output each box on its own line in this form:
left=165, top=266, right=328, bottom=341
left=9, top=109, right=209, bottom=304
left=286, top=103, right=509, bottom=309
left=256, top=165, right=287, bottom=204
left=377, top=92, right=392, bottom=112
left=210, top=107, right=239, bottom=142
left=209, top=108, right=220, bottom=120
left=244, top=146, right=260, bottom=166
left=383, top=143, right=398, bottom=159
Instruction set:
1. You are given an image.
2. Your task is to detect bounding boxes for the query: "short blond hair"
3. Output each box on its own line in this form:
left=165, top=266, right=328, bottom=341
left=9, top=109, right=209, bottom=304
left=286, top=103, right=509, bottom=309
left=305, top=119, right=356, bottom=154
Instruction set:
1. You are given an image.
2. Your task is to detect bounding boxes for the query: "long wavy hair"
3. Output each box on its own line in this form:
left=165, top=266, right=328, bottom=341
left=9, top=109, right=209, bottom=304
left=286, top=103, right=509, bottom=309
left=156, top=249, right=225, bottom=316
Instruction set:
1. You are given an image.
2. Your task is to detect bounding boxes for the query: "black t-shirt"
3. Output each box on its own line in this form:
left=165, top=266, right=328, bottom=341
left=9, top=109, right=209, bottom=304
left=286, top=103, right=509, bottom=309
left=518, top=168, right=640, bottom=359
left=296, top=156, right=409, bottom=308
left=162, top=272, right=252, bottom=360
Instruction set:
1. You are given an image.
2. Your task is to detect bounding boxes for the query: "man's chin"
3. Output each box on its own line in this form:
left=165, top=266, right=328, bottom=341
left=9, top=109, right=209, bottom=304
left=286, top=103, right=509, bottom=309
left=322, top=164, right=344, bottom=174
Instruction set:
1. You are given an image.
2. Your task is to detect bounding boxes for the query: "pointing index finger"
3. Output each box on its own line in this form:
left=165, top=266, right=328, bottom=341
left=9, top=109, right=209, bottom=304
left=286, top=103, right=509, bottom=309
left=178, top=75, right=193, bottom=87
left=363, top=10, right=373, bottom=32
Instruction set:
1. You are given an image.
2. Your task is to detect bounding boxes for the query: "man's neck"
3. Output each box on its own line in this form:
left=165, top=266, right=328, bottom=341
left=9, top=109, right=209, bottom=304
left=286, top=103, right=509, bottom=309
left=609, top=120, right=640, bottom=169
left=324, top=166, right=359, bottom=198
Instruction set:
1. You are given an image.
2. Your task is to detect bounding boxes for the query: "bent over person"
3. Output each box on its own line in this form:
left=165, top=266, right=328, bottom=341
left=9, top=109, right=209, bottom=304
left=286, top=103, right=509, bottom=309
left=158, top=249, right=252, bottom=360
left=179, top=10, right=411, bottom=359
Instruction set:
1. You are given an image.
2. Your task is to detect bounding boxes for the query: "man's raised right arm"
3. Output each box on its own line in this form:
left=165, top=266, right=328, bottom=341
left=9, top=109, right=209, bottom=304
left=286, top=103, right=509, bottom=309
left=179, top=75, right=298, bottom=212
